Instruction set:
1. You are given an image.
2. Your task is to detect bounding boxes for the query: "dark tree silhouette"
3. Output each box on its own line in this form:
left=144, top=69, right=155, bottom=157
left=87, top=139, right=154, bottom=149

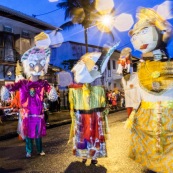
left=57, top=0, right=115, bottom=52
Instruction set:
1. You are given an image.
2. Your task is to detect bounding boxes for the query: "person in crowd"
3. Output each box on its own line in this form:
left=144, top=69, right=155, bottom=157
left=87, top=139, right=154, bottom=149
left=125, top=8, right=173, bottom=173
left=68, top=43, right=119, bottom=165
left=43, top=95, right=50, bottom=125
left=111, top=91, right=117, bottom=110
left=120, top=92, right=125, bottom=108
left=107, top=90, right=112, bottom=108
left=1, top=32, right=58, bottom=158
left=57, top=91, right=61, bottom=112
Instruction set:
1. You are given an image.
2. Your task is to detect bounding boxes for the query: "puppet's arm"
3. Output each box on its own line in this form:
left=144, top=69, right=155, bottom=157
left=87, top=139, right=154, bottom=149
left=47, top=86, right=58, bottom=102
left=1, top=81, right=21, bottom=101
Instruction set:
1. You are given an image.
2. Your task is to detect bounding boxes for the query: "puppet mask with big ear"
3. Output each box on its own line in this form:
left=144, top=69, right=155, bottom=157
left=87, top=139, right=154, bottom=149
left=71, top=42, right=120, bottom=83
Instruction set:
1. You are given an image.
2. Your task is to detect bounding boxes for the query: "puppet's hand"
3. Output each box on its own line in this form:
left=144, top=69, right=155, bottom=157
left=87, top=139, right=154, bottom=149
left=1, top=86, right=10, bottom=101
left=48, top=87, right=58, bottom=102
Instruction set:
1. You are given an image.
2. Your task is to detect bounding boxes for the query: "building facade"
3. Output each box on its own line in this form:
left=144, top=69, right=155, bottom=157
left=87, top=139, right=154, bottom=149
left=0, top=5, right=56, bottom=88
left=50, top=41, right=138, bottom=91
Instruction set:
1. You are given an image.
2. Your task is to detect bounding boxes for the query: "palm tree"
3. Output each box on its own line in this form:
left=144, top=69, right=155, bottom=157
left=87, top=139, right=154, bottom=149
left=57, top=0, right=115, bottom=52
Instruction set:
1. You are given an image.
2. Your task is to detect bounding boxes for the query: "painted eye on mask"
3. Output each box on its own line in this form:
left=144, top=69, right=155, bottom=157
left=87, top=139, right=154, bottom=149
left=29, top=61, right=36, bottom=68
left=140, top=27, right=149, bottom=35
left=40, top=60, right=46, bottom=67
left=92, top=65, right=98, bottom=71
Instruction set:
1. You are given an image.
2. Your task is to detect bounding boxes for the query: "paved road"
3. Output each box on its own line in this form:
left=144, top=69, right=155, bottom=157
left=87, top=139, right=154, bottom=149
left=0, top=110, right=146, bottom=173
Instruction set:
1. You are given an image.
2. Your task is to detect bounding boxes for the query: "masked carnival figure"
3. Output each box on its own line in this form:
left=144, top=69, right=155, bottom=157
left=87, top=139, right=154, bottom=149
left=126, top=8, right=173, bottom=173
left=11, top=61, right=25, bottom=140
left=68, top=43, right=119, bottom=165
left=1, top=32, right=58, bottom=158
left=117, top=47, right=140, bottom=117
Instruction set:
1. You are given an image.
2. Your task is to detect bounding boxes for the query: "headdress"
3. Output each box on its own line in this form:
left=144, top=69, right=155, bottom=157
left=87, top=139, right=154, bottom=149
left=117, top=47, right=132, bottom=75
left=80, top=52, right=101, bottom=71
left=34, top=32, right=51, bottom=48
left=129, top=8, right=168, bottom=36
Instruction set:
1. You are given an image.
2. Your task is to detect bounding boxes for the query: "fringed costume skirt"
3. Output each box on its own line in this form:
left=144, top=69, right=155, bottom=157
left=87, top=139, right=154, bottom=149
left=73, top=110, right=108, bottom=159
left=129, top=101, right=173, bottom=173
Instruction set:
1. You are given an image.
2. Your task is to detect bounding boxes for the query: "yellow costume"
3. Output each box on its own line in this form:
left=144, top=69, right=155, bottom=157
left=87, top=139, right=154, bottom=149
left=127, top=61, right=173, bottom=173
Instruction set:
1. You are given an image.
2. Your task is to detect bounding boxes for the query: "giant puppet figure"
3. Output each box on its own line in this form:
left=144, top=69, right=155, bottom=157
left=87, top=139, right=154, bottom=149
left=68, top=43, right=119, bottom=165
left=126, top=8, right=173, bottom=173
left=117, top=47, right=140, bottom=117
left=1, top=32, right=58, bottom=158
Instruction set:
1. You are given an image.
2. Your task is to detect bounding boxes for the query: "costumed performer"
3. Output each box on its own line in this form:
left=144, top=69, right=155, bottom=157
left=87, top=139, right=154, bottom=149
left=126, top=7, right=173, bottom=173
left=1, top=32, right=58, bottom=158
left=68, top=43, right=119, bottom=165
left=117, top=47, right=141, bottom=117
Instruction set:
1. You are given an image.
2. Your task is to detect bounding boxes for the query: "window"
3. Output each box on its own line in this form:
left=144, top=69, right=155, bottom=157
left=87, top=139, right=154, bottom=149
left=108, top=70, right=111, bottom=77
left=107, top=60, right=111, bottom=77
left=3, top=26, right=13, bottom=33
left=4, top=34, right=14, bottom=61
left=113, top=60, right=116, bottom=69
left=108, top=60, right=111, bottom=70
left=22, top=30, right=30, bottom=38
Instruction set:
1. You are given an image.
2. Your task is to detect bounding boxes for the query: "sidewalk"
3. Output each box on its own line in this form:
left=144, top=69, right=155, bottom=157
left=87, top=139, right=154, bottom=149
left=0, top=108, right=125, bottom=141
left=0, top=110, right=71, bottom=141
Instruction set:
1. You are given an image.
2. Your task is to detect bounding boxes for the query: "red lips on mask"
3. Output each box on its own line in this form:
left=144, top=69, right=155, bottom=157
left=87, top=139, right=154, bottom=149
left=140, top=44, right=148, bottom=49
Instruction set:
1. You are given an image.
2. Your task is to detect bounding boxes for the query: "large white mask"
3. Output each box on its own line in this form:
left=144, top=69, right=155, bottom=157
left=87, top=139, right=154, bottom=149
left=21, top=47, right=50, bottom=77
left=131, top=26, right=159, bottom=53
left=71, top=43, right=120, bottom=83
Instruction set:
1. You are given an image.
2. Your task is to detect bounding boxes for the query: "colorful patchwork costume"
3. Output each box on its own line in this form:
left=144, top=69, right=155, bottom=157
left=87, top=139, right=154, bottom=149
left=69, top=43, right=119, bottom=164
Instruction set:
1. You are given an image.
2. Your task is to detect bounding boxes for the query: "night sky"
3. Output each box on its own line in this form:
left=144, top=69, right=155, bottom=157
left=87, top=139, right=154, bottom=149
left=0, top=0, right=173, bottom=58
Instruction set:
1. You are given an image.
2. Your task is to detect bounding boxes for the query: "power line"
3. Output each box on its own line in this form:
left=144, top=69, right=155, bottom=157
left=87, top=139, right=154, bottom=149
left=32, top=8, right=60, bottom=18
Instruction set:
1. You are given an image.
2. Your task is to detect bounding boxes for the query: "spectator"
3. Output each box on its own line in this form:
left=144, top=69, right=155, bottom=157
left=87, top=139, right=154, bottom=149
left=43, top=95, right=49, bottom=125
left=57, top=91, right=61, bottom=112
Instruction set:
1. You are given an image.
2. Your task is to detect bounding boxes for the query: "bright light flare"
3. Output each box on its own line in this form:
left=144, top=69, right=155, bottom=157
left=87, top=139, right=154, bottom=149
left=97, top=14, right=114, bottom=32
left=114, top=13, right=134, bottom=32
left=95, top=0, right=115, bottom=14
left=101, top=15, right=114, bottom=26
left=49, top=30, right=64, bottom=47
left=154, top=1, right=173, bottom=19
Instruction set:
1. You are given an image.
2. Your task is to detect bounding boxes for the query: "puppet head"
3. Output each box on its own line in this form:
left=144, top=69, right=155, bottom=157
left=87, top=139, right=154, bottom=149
left=71, top=42, right=120, bottom=83
left=117, top=47, right=132, bottom=75
left=129, top=8, right=172, bottom=56
left=21, top=32, right=51, bottom=78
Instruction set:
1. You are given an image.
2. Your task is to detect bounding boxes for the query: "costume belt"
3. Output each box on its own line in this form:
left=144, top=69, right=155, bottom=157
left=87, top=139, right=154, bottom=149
left=74, top=107, right=105, bottom=114
left=28, top=114, right=44, bottom=118
left=141, top=100, right=173, bottom=109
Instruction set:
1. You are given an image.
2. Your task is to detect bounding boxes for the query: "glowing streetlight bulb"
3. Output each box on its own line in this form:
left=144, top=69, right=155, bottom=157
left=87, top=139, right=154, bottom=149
left=101, top=14, right=114, bottom=27
left=97, top=14, right=114, bottom=32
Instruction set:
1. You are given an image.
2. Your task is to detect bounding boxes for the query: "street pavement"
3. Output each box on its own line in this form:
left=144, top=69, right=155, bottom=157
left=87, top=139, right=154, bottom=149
left=0, top=110, right=71, bottom=140
left=0, top=110, right=148, bottom=173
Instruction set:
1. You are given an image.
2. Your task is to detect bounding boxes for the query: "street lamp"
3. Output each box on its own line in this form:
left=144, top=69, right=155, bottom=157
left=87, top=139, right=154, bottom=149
left=97, top=14, right=114, bottom=33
